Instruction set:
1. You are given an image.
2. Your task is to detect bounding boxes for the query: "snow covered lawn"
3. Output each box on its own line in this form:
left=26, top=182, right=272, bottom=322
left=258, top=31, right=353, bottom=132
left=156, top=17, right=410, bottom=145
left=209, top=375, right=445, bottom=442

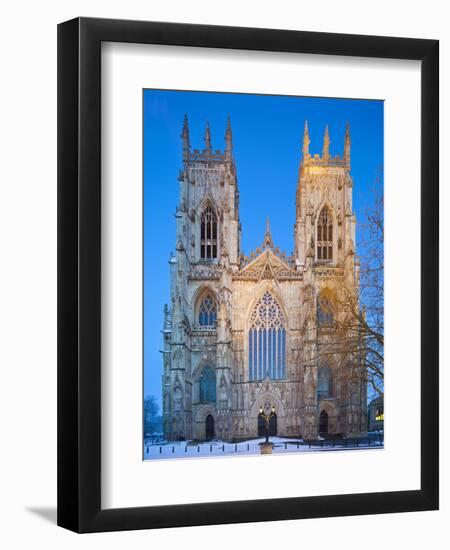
left=144, top=436, right=383, bottom=460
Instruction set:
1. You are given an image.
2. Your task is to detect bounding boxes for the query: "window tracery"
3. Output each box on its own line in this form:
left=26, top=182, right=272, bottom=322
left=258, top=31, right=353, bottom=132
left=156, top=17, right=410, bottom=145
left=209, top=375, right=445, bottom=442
left=200, top=205, right=218, bottom=259
left=317, top=365, right=332, bottom=399
left=199, top=367, right=216, bottom=403
left=248, top=291, right=286, bottom=380
left=198, top=293, right=217, bottom=328
left=317, top=207, right=333, bottom=260
left=317, top=293, right=334, bottom=326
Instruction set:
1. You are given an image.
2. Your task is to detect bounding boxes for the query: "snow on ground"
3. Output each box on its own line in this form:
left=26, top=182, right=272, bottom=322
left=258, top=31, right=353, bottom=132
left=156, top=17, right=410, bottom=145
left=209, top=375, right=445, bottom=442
left=143, top=436, right=383, bottom=460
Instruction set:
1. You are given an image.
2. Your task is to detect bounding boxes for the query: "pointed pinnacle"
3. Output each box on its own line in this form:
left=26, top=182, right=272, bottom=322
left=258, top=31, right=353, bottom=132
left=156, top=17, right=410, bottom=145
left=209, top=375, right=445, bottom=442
left=204, top=121, right=212, bottom=149
left=181, top=113, right=189, bottom=137
left=226, top=114, right=232, bottom=132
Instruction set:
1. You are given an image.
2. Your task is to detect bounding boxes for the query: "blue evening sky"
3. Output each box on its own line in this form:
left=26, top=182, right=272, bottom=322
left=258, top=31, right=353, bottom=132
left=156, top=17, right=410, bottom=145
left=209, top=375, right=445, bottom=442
left=143, top=90, right=383, bottom=409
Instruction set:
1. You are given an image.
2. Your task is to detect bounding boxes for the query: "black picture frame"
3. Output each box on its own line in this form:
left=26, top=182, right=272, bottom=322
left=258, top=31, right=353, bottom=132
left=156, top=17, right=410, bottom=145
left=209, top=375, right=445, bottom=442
left=57, top=17, right=439, bottom=533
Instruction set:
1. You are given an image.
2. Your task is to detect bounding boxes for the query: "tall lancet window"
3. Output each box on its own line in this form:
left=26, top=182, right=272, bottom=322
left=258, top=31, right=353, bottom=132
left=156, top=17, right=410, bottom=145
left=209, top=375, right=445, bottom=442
left=199, top=367, right=216, bottom=402
left=317, top=207, right=333, bottom=260
left=317, top=292, right=334, bottom=326
left=248, top=291, right=286, bottom=381
left=198, top=293, right=217, bottom=328
left=200, top=205, right=218, bottom=259
left=317, top=365, right=332, bottom=399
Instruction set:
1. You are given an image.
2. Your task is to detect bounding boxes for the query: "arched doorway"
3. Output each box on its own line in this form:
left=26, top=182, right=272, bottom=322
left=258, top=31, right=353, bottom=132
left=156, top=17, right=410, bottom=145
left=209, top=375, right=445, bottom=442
left=205, top=414, right=215, bottom=440
left=258, top=414, right=265, bottom=437
left=269, top=413, right=277, bottom=436
left=257, top=413, right=278, bottom=437
left=319, top=410, right=329, bottom=435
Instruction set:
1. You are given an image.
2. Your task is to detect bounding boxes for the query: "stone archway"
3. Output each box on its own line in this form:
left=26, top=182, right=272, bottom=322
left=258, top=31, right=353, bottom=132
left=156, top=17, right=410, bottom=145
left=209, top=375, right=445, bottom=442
left=205, top=414, right=215, bottom=439
left=257, top=412, right=277, bottom=437
left=193, top=404, right=216, bottom=441
left=318, top=400, right=339, bottom=434
left=319, top=410, right=329, bottom=434
left=250, top=393, right=286, bottom=437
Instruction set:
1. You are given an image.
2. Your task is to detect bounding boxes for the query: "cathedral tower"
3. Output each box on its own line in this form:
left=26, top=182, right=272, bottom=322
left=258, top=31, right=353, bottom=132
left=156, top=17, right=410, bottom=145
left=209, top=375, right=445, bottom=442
left=162, top=117, right=240, bottom=441
left=295, top=121, right=356, bottom=269
left=294, top=122, right=366, bottom=438
left=162, top=118, right=367, bottom=443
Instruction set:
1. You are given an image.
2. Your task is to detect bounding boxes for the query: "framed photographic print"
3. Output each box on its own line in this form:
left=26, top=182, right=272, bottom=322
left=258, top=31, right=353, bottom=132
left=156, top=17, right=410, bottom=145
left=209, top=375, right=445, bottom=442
left=57, top=17, right=439, bottom=533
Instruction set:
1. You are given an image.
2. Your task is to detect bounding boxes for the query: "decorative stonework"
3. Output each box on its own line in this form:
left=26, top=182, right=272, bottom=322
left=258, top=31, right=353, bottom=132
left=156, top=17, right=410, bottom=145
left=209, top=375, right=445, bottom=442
left=162, top=118, right=367, bottom=442
left=235, top=250, right=302, bottom=281
left=188, top=264, right=223, bottom=280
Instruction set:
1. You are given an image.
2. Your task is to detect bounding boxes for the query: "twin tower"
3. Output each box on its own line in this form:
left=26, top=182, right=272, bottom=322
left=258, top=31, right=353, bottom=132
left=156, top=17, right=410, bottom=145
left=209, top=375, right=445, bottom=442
left=161, top=114, right=366, bottom=443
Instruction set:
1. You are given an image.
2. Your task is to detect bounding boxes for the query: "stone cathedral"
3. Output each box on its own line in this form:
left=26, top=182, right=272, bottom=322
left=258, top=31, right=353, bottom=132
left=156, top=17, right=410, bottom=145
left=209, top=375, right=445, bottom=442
left=161, top=115, right=367, bottom=442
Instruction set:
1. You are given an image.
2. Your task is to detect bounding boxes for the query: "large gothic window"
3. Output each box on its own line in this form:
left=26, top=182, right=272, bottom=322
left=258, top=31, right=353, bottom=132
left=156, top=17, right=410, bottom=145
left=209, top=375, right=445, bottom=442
left=317, top=292, right=334, bottom=326
left=317, top=366, right=332, bottom=399
left=199, top=367, right=216, bottom=402
left=198, top=293, right=217, bottom=328
left=317, top=207, right=333, bottom=260
left=200, top=205, right=218, bottom=259
left=248, top=291, right=286, bottom=381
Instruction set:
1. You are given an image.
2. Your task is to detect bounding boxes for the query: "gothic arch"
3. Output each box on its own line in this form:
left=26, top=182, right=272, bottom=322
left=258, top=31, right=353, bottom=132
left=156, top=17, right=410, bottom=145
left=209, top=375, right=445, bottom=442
left=195, top=403, right=216, bottom=423
left=318, top=399, right=337, bottom=418
left=249, top=392, right=286, bottom=419
left=249, top=392, right=287, bottom=436
left=172, top=385, right=183, bottom=411
left=245, top=288, right=288, bottom=381
left=317, top=400, right=339, bottom=434
left=314, top=199, right=335, bottom=227
left=316, top=287, right=337, bottom=326
left=318, top=355, right=338, bottom=383
left=191, top=284, right=218, bottom=308
left=315, top=202, right=335, bottom=262
left=192, top=358, right=217, bottom=404
left=198, top=196, right=220, bottom=219
left=192, top=354, right=216, bottom=381
left=317, top=364, right=333, bottom=399
left=316, top=198, right=335, bottom=216
left=193, top=404, right=216, bottom=441
left=244, top=282, right=288, bottom=331
left=191, top=286, right=218, bottom=329
left=198, top=198, right=220, bottom=260
left=319, top=354, right=338, bottom=369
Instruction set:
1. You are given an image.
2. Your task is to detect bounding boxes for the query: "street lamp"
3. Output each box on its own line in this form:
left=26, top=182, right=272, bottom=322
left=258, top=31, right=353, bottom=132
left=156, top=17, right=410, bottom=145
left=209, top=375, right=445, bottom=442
left=259, top=405, right=276, bottom=444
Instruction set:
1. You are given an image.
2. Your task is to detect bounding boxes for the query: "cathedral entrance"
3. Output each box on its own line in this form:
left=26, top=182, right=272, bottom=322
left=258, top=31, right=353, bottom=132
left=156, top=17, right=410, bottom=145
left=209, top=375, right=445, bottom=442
left=257, top=414, right=265, bottom=436
left=269, top=414, right=277, bottom=436
left=319, top=410, right=329, bottom=435
left=205, top=414, right=215, bottom=440
left=257, top=413, right=277, bottom=437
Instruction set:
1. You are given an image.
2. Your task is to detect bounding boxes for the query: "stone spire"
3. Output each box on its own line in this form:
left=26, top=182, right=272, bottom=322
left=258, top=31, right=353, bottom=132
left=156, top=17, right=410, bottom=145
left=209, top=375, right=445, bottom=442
left=225, top=115, right=233, bottom=159
left=204, top=121, right=212, bottom=152
left=262, top=217, right=274, bottom=249
left=302, top=120, right=310, bottom=159
left=181, top=114, right=190, bottom=162
left=322, top=125, right=330, bottom=163
left=344, top=121, right=351, bottom=166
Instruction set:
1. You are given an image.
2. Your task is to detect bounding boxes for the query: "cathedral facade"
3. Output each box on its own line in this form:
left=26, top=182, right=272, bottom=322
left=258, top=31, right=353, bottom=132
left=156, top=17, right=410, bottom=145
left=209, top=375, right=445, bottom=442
left=161, top=116, right=367, bottom=442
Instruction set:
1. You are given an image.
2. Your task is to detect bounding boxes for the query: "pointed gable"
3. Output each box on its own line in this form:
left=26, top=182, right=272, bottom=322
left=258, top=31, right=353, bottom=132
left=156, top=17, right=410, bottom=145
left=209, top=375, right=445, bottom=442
left=234, top=249, right=302, bottom=281
left=234, top=218, right=303, bottom=281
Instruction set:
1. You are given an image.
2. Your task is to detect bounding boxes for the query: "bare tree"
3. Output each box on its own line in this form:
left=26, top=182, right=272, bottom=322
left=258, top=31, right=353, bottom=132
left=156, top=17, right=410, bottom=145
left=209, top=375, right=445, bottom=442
left=144, top=394, right=162, bottom=436
left=309, top=174, right=384, bottom=397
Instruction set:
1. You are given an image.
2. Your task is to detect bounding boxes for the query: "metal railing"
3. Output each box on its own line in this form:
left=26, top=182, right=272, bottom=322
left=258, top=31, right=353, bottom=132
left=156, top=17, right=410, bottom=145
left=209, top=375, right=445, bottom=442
left=144, top=433, right=384, bottom=459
